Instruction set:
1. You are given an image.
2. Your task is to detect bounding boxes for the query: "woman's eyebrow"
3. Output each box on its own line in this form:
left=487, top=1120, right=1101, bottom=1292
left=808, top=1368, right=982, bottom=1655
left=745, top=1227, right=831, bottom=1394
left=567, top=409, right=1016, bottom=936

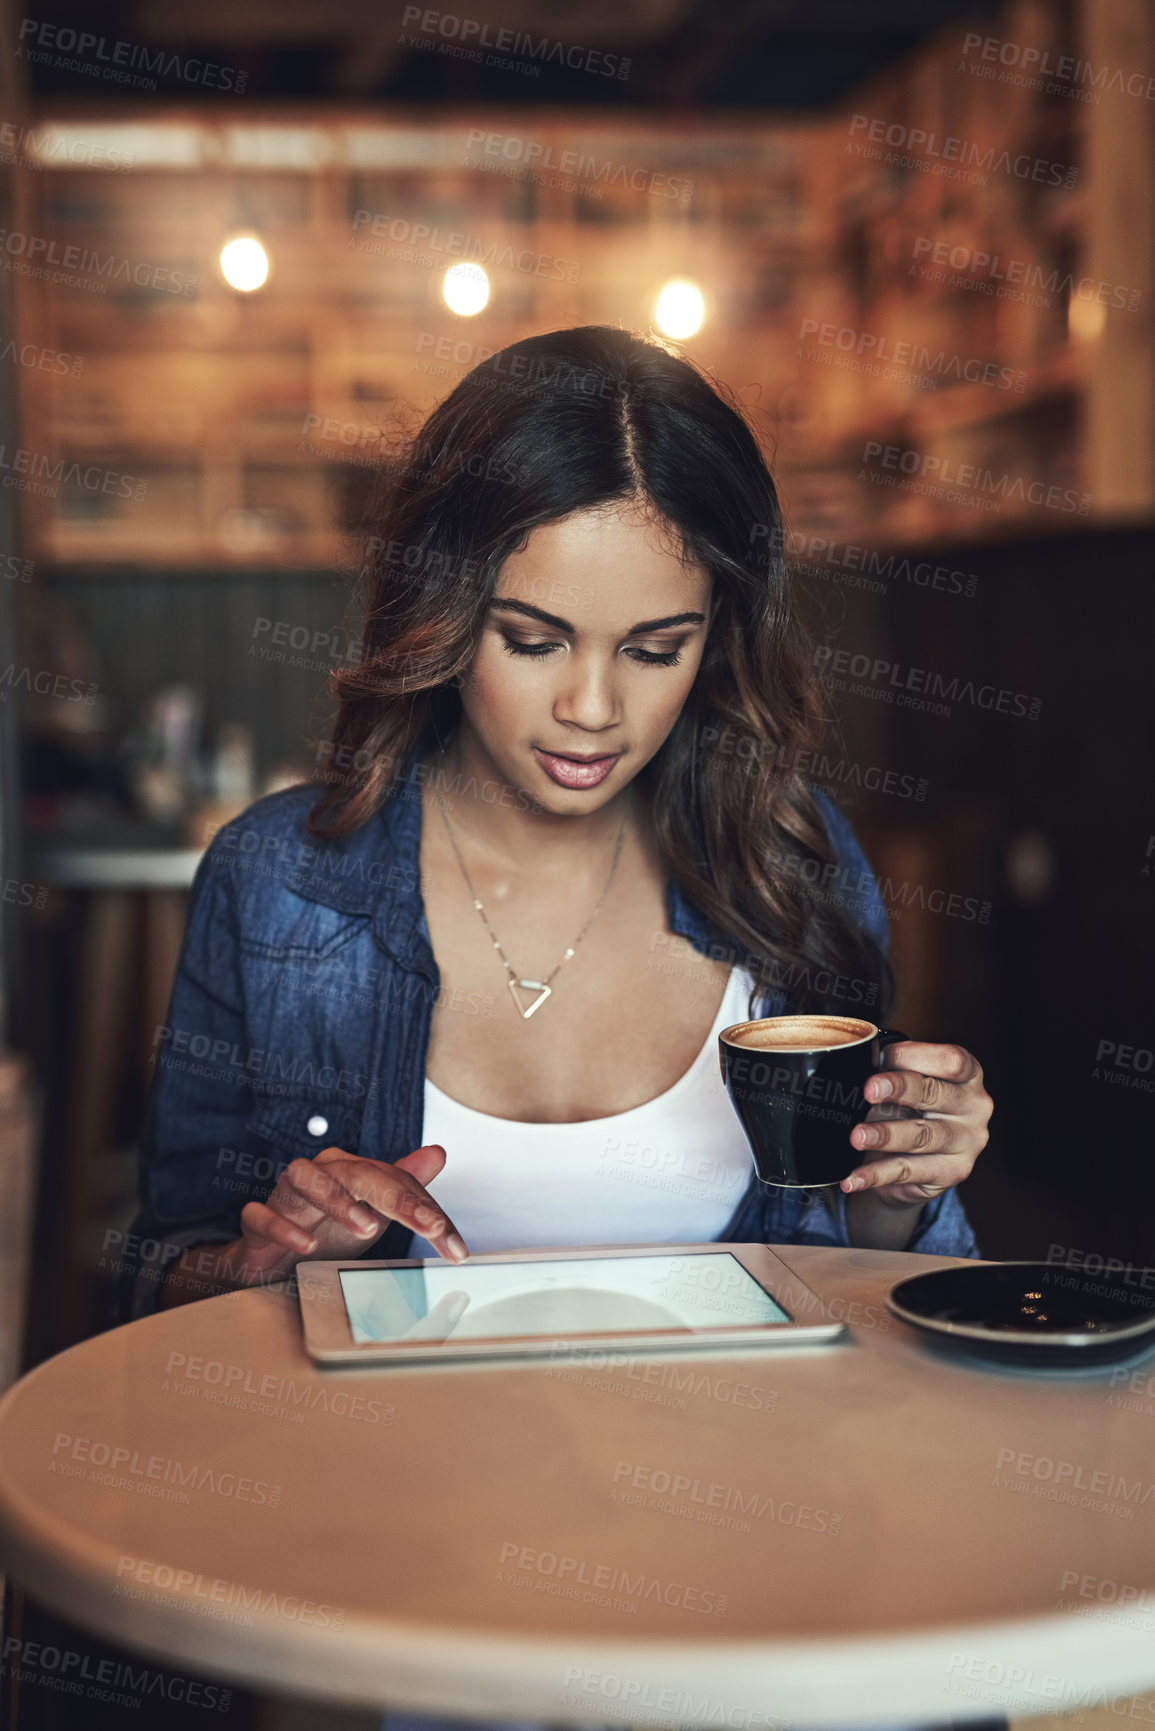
left=490, top=598, right=707, bottom=634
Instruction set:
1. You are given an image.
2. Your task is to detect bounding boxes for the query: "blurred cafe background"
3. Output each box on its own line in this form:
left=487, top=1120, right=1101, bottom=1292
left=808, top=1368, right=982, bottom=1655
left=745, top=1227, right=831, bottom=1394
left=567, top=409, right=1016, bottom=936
left=0, top=1, right=1153, bottom=1712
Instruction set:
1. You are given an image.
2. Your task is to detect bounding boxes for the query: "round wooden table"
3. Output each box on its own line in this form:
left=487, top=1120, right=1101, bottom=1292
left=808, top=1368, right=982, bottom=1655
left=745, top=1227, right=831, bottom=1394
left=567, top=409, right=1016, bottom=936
left=1, top=1244, right=1154, bottom=1726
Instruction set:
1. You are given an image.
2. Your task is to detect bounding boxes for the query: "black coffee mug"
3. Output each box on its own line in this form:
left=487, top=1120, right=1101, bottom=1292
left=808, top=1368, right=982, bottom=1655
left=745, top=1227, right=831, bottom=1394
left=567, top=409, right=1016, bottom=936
left=718, top=1015, right=908, bottom=1188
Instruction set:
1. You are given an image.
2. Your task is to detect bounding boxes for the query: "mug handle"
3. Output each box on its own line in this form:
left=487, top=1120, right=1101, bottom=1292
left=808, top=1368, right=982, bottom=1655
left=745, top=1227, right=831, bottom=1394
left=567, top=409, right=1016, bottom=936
left=871, top=1029, right=918, bottom=1119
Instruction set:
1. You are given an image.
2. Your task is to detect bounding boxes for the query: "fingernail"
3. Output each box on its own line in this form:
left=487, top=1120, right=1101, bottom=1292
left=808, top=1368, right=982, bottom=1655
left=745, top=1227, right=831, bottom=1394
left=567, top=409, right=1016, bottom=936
left=414, top=1204, right=437, bottom=1227
left=351, top=1204, right=377, bottom=1232
left=447, top=1234, right=467, bottom=1262
left=867, top=1076, right=892, bottom=1100
left=843, top=1176, right=865, bottom=1192
left=856, top=1125, right=879, bottom=1147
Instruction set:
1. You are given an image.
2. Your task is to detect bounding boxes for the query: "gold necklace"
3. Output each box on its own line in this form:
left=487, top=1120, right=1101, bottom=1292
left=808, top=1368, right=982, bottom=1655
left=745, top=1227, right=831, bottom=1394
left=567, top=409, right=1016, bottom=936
left=433, top=770, right=628, bottom=1020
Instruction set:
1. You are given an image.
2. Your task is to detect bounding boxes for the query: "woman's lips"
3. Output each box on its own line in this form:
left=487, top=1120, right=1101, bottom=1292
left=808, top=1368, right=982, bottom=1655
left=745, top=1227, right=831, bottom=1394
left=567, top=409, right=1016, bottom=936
left=533, top=748, right=621, bottom=789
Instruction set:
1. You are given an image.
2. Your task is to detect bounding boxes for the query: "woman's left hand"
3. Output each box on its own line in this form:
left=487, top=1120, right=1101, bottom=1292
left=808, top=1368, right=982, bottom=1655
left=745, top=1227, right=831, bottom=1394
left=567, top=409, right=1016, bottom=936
left=840, top=1041, right=992, bottom=1208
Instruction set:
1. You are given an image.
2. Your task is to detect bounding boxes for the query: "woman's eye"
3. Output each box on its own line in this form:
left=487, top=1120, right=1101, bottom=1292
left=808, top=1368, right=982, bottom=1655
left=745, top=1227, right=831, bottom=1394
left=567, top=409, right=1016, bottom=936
left=501, top=636, right=560, bottom=658
left=499, top=635, right=682, bottom=666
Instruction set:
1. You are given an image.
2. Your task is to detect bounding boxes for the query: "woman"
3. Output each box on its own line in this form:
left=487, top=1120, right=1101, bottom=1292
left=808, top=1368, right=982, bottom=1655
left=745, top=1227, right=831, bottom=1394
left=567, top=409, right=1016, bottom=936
left=126, top=325, right=991, bottom=1318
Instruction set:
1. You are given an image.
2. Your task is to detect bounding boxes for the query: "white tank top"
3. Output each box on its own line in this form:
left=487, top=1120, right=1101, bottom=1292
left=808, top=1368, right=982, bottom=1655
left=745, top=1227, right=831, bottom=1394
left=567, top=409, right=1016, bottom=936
left=407, top=965, right=757, bottom=1258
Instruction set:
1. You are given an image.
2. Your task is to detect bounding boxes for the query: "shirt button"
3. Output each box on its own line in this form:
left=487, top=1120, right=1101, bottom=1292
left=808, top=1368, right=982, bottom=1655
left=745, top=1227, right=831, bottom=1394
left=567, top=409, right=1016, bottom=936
left=306, top=1114, right=329, bottom=1138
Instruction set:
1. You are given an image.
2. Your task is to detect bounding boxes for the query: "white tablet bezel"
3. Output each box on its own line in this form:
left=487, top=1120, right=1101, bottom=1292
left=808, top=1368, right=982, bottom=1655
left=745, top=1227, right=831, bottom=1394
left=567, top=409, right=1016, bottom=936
left=296, top=1242, right=846, bottom=1364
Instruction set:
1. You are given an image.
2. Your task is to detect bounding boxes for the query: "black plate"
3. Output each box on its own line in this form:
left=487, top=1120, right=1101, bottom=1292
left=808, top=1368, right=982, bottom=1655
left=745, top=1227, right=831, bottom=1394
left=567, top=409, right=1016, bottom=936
left=885, top=1261, right=1155, bottom=1365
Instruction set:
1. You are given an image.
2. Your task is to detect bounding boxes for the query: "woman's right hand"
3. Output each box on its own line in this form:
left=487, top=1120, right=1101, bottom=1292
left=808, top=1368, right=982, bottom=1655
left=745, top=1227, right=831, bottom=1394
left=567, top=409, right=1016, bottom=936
left=234, top=1143, right=468, bottom=1287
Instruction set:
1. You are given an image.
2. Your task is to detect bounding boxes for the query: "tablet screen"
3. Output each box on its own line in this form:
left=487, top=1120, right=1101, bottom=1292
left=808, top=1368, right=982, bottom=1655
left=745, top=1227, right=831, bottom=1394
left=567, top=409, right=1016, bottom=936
left=339, top=1252, right=791, bottom=1346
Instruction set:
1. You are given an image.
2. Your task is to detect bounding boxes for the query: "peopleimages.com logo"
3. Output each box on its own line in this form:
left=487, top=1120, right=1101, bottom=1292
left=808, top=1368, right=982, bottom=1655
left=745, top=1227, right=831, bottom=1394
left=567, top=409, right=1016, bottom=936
left=859, top=440, right=1091, bottom=518
left=910, top=237, right=1141, bottom=313
left=496, top=1541, right=727, bottom=1615
left=16, top=18, right=248, bottom=92
left=846, top=113, right=1077, bottom=187
left=113, top=1553, right=345, bottom=1629
left=0, top=227, right=195, bottom=296
left=400, top=7, right=631, bottom=79
left=814, top=642, right=1042, bottom=723
left=798, top=318, right=1026, bottom=392
left=50, top=1433, right=281, bottom=1508
left=0, top=664, right=98, bottom=705
left=463, top=130, right=691, bottom=203
left=959, top=30, right=1155, bottom=103
left=0, top=445, right=146, bottom=500
left=0, top=1635, right=232, bottom=1715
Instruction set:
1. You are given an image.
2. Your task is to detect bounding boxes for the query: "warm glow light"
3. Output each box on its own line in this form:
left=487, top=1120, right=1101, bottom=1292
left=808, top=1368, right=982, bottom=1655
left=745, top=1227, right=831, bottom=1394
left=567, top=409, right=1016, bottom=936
left=443, top=262, right=489, bottom=316
left=1068, top=291, right=1105, bottom=344
left=655, top=279, right=705, bottom=339
left=219, top=236, right=270, bottom=292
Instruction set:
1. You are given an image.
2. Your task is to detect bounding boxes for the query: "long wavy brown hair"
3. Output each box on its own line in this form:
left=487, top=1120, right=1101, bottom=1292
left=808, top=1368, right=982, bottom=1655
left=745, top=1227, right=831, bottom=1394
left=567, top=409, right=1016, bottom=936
left=311, top=326, right=892, bottom=1019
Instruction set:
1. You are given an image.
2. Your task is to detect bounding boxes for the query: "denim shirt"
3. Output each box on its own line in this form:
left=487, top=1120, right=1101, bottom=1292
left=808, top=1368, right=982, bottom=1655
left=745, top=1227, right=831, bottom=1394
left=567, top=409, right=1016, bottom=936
left=123, top=740, right=978, bottom=1318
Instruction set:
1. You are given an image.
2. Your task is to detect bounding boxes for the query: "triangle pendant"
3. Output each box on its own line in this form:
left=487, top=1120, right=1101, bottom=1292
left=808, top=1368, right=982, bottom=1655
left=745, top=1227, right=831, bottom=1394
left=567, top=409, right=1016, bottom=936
left=508, top=978, right=552, bottom=1019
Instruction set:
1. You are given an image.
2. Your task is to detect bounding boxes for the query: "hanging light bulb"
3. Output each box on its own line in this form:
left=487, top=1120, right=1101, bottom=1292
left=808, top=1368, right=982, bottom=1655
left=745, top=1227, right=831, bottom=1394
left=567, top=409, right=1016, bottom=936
left=443, top=262, right=489, bottom=316
left=219, top=235, right=270, bottom=292
left=654, top=278, right=705, bottom=339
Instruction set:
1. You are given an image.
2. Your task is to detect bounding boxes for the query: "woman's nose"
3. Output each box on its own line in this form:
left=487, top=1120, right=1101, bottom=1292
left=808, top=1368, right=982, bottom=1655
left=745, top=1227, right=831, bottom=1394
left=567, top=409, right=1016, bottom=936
left=552, top=652, right=620, bottom=730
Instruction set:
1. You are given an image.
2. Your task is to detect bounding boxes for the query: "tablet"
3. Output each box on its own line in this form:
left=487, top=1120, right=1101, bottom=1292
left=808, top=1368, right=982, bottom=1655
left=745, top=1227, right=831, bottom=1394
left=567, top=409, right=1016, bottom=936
left=296, top=1243, right=846, bottom=1364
